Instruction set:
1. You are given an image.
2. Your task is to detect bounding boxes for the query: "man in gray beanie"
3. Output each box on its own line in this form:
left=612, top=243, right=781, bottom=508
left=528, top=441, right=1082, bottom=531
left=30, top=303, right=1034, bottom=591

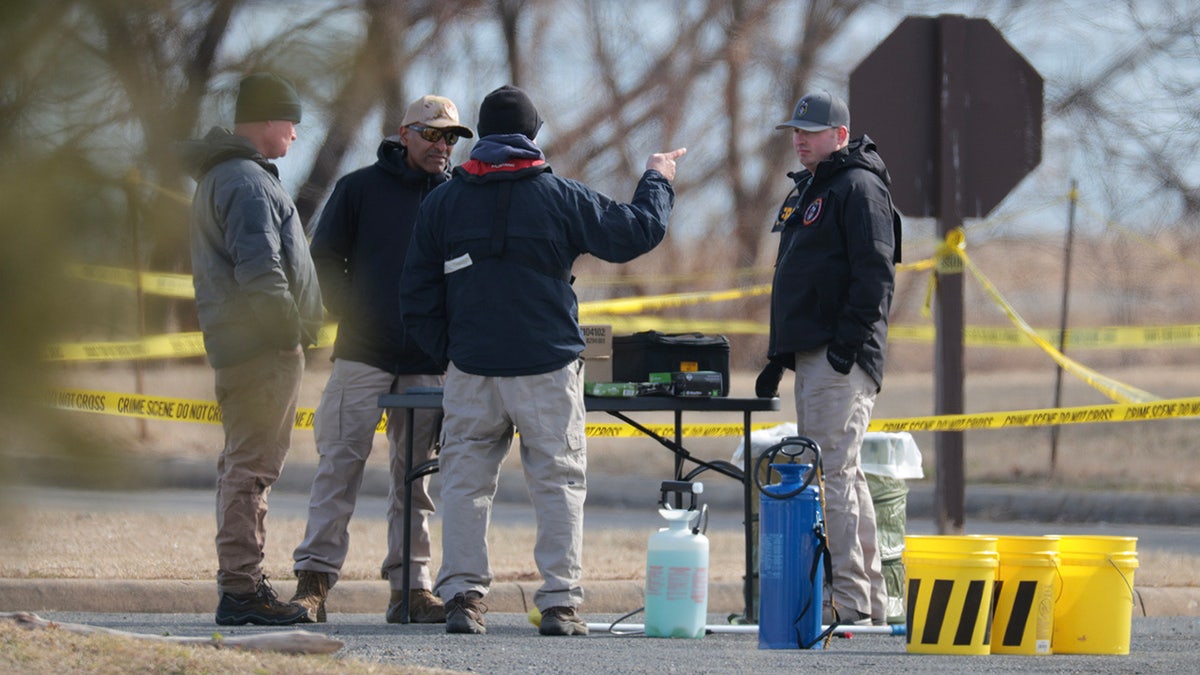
left=401, top=84, right=686, bottom=637
left=179, top=72, right=323, bottom=626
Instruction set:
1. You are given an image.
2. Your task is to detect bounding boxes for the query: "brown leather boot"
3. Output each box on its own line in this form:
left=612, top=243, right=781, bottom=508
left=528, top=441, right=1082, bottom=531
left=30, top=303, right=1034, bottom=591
left=387, top=588, right=447, bottom=624
left=290, top=570, right=330, bottom=623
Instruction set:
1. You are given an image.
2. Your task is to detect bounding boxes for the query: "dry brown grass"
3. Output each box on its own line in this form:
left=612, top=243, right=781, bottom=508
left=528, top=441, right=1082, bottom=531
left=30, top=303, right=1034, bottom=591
left=0, top=505, right=749, bottom=586
left=1, top=497, right=1193, bottom=589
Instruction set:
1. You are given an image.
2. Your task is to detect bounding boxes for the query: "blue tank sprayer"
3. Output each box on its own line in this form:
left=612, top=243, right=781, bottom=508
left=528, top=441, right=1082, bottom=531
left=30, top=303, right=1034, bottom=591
left=644, top=480, right=709, bottom=639
left=755, top=436, right=832, bottom=649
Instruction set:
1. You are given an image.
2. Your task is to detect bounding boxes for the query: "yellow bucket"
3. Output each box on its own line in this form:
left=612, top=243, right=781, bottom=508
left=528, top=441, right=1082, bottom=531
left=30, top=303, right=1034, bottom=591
left=903, top=535, right=999, bottom=655
left=1051, top=535, right=1139, bottom=655
left=989, top=536, right=1059, bottom=655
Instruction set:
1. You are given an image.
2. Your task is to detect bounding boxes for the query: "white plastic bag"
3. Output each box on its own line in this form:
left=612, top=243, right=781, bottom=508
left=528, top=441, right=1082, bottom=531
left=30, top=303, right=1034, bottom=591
left=731, top=422, right=798, bottom=466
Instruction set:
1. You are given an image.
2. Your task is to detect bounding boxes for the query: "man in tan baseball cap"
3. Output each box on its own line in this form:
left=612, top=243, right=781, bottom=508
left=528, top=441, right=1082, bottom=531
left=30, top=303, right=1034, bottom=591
left=398, top=95, right=474, bottom=173
left=290, top=94, right=471, bottom=625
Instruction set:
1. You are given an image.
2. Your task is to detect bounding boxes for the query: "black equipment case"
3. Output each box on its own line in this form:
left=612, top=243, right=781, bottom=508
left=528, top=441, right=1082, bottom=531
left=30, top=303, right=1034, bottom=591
left=611, top=331, right=731, bottom=396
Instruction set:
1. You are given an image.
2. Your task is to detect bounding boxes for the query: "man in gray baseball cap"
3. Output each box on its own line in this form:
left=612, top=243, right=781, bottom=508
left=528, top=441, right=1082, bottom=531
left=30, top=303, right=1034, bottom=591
left=775, top=89, right=850, bottom=132
left=758, top=87, right=902, bottom=631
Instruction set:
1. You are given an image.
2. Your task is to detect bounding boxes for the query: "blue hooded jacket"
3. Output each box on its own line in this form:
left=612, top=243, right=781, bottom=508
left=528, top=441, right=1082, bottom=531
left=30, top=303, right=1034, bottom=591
left=401, top=135, right=674, bottom=376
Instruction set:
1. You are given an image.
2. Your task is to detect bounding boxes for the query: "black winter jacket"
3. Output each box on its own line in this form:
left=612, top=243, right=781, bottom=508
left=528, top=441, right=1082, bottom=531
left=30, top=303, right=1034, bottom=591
left=310, top=139, right=447, bottom=374
left=766, top=135, right=902, bottom=388
left=401, top=137, right=674, bottom=376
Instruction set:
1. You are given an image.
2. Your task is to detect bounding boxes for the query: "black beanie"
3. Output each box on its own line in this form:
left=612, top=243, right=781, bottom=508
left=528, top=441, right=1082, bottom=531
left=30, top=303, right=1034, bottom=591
left=235, top=73, right=302, bottom=124
left=477, top=85, right=542, bottom=139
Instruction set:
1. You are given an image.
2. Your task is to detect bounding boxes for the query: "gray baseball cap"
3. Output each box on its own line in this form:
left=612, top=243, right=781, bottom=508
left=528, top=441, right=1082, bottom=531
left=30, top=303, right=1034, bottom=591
left=776, top=90, right=850, bottom=132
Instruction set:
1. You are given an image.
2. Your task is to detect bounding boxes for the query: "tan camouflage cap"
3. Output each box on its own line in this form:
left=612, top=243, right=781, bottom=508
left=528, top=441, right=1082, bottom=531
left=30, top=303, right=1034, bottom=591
left=402, top=95, right=474, bottom=138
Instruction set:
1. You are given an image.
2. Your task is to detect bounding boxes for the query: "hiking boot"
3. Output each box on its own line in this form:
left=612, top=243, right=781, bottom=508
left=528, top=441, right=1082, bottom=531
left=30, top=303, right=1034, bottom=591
left=822, top=604, right=872, bottom=626
left=290, top=570, right=330, bottom=623
left=444, top=591, right=487, bottom=634
left=539, top=606, right=588, bottom=636
left=215, top=575, right=311, bottom=626
left=387, top=588, right=446, bottom=624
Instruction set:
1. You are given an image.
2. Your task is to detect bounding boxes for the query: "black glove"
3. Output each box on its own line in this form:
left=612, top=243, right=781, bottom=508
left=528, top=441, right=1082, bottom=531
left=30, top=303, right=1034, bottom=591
left=755, top=362, right=785, bottom=398
left=825, top=341, right=857, bottom=375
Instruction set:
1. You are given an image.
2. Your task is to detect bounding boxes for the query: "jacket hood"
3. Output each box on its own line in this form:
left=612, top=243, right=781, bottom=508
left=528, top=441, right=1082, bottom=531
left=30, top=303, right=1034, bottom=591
left=374, top=137, right=451, bottom=185
left=178, top=126, right=276, bottom=180
left=455, top=134, right=550, bottom=183
left=792, top=134, right=891, bottom=187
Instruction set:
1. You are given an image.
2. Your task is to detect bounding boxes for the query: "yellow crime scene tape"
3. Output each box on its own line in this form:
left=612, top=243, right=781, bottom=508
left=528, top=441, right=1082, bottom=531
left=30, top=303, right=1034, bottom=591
left=68, top=264, right=196, bottom=299
left=49, top=388, right=1200, bottom=436
left=48, top=318, right=1200, bottom=361
left=934, top=228, right=1157, bottom=404
left=48, top=387, right=770, bottom=436
left=578, top=284, right=771, bottom=315
left=45, top=325, right=340, bottom=362
left=61, top=257, right=1200, bottom=360
left=46, top=318, right=1200, bottom=361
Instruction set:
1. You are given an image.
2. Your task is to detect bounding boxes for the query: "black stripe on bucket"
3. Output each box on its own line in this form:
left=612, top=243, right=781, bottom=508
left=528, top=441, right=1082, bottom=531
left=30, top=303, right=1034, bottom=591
left=906, top=577, right=919, bottom=644
left=923, top=579, right=954, bottom=644
left=1002, top=580, right=1039, bottom=647
left=953, top=579, right=988, bottom=646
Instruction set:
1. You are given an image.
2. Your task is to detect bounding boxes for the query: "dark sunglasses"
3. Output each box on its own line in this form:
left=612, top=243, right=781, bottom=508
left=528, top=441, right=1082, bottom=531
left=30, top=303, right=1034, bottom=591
left=408, top=124, right=460, bottom=146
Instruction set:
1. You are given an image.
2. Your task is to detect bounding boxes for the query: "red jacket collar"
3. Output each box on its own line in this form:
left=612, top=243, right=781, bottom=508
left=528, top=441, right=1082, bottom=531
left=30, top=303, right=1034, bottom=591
left=460, top=157, right=547, bottom=176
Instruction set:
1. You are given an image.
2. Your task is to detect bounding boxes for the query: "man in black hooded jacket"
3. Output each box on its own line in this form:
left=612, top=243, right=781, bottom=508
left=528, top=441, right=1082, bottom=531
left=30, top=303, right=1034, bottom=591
left=756, top=90, right=902, bottom=628
left=290, top=95, right=473, bottom=625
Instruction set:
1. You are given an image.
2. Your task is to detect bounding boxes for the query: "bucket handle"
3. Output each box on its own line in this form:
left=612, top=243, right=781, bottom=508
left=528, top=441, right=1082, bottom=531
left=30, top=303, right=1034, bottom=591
left=1106, top=556, right=1137, bottom=606
left=1052, top=558, right=1065, bottom=603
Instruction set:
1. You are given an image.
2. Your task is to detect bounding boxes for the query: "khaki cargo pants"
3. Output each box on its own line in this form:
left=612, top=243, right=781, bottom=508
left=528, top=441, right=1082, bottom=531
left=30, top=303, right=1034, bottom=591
left=792, top=347, right=888, bottom=623
left=212, top=347, right=304, bottom=595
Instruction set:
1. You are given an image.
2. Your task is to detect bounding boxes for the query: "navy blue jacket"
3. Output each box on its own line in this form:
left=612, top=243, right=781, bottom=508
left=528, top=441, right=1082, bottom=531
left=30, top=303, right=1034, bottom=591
left=310, top=139, right=447, bottom=374
left=766, top=135, right=902, bottom=388
left=401, top=137, right=674, bottom=376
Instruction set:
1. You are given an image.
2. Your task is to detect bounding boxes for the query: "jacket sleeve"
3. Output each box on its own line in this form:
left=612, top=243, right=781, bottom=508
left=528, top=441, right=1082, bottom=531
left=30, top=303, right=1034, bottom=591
left=836, top=172, right=897, bottom=349
left=399, top=202, right=449, bottom=368
left=309, top=176, right=357, bottom=318
left=568, top=170, right=674, bottom=262
left=224, top=181, right=303, bottom=349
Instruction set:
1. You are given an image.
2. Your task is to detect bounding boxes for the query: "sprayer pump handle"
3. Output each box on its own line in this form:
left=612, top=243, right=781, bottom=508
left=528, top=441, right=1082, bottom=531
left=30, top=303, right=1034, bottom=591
left=659, top=480, right=704, bottom=510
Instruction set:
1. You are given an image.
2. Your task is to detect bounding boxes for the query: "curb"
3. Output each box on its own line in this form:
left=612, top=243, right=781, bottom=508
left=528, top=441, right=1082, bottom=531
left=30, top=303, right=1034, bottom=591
left=1, top=579, right=1197, bottom=618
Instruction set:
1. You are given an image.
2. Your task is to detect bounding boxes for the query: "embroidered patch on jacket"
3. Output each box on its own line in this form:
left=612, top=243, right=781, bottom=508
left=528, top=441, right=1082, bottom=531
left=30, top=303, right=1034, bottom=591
left=802, top=197, right=823, bottom=226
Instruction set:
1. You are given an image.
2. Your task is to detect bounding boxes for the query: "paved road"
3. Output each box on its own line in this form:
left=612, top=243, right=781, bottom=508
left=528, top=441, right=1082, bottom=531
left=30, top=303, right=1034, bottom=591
left=33, top=610, right=1200, bottom=673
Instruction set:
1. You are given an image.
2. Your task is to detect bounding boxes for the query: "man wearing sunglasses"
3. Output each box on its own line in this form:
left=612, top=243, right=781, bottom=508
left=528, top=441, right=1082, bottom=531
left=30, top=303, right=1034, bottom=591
left=290, top=95, right=473, bottom=625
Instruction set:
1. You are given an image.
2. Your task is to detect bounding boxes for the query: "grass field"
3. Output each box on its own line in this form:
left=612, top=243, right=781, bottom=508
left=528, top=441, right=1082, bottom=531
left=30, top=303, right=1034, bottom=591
left=6, top=229, right=1200, bottom=671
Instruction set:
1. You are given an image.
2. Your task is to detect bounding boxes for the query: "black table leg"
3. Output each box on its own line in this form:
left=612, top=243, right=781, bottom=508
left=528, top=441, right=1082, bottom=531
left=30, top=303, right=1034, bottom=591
left=742, top=409, right=756, bottom=623
left=399, top=406, right=415, bottom=624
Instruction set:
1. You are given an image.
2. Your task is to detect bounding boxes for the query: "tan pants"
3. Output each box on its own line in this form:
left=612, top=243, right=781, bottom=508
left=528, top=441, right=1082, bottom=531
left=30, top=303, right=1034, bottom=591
left=792, top=347, right=888, bottom=623
left=213, top=347, right=304, bottom=595
left=434, top=361, right=587, bottom=611
left=292, top=359, right=443, bottom=590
